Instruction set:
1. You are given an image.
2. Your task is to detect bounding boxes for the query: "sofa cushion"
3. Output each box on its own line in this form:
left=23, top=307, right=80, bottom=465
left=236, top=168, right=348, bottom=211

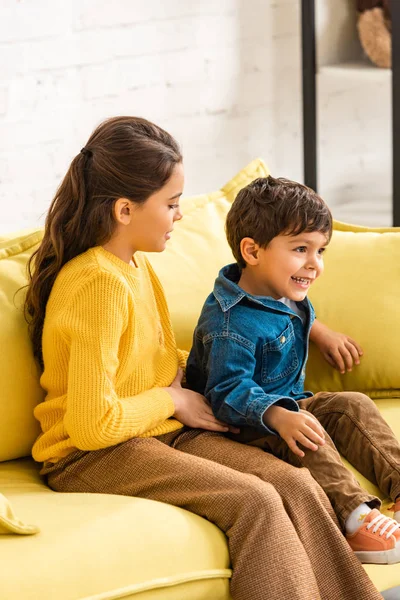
left=146, top=158, right=269, bottom=351
left=0, top=459, right=231, bottom=600
left=0, top=230, right=44, bottom=462
left=147, top=163, right=400, bottom=400
left=306, top=221, right=400, bottom=399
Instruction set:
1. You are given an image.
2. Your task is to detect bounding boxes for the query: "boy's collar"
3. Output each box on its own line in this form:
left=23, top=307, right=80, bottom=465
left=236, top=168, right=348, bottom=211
left=213, top=263, right=311, bottom=314
left=213, top=264, right=246, bottom=312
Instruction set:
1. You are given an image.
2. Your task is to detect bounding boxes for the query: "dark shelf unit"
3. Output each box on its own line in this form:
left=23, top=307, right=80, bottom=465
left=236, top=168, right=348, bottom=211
left=301, top=0, right=400, bottom=226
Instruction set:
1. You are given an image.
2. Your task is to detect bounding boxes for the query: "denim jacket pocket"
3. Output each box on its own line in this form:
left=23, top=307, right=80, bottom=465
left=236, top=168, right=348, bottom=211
left=261, top=321, right=299, bottom=383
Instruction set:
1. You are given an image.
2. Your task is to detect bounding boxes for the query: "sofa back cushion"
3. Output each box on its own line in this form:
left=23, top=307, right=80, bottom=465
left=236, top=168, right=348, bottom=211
left=148, top=174, right=400, bottom=401
left=306, top=221, right=400, bottom=399
left=147, top=159, right=269, bottom=350
left=1, top=159, right=399, bottom=461
left=0, top=230, right=44, bottom=462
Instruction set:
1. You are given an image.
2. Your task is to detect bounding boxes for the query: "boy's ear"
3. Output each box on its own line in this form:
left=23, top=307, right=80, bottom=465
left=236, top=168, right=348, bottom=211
left=240, top=238, right=260, bottom=266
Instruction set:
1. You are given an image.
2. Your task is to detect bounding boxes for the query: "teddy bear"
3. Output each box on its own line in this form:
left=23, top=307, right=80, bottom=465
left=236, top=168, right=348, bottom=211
left=357, top=0, right=391, bottom=68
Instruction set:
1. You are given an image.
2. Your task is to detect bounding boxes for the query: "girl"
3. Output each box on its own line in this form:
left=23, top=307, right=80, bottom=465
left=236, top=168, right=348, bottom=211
left=25, top=116, right=382, bottom=600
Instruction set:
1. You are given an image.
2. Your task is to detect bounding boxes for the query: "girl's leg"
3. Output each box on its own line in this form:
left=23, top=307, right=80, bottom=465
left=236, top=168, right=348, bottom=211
left=303, top=392, right=400, bottom=506
left=174, top=429, right=383, bottom=600
left=47, top=433, right=323, bottom=600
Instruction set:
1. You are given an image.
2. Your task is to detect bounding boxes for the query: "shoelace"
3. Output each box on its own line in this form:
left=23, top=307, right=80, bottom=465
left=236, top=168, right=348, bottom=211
left=366, top=513, right=400, bottom=540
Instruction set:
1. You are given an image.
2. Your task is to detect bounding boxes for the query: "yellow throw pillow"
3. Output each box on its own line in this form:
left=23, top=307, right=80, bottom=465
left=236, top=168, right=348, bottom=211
left=0, top=230, right=44, bottom=462
left=306, top=221, right=400, bottom=398
left=146, top=158, right=269, bottom=351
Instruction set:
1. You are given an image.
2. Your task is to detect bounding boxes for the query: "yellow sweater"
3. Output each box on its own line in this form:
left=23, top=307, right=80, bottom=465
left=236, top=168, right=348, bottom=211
left=32, top=246, right=186, bottom=463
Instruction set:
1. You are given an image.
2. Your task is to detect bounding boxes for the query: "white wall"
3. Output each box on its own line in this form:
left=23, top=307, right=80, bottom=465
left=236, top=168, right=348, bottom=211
left=0, top=0, right=303, bottom=233
left=0, top=0, right=392, bottom=233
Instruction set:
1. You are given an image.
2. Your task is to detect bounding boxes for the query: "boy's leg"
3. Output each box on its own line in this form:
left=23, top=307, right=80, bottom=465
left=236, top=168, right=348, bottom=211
left=235, top=419, right=379, bottom=528
left=233, top=398, right=400, bottom=566
left=302, top=391, right=400, bottom=512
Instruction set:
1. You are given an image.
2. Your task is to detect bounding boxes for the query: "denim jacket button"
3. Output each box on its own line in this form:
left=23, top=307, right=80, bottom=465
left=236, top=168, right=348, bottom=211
left=280, top=335, right=286, bottom=344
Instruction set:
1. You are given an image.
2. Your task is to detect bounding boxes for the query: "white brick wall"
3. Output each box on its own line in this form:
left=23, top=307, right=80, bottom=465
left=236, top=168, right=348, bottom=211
left=0, top=0, right=391, bottom=233
left=0, top=0, right=303, bottom=233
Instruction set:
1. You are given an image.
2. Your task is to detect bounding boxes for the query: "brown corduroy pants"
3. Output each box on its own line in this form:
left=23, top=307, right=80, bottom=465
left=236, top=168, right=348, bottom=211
left=43, top=427, right=382, bottom=600
left=234, top=391, right=400, bottom=529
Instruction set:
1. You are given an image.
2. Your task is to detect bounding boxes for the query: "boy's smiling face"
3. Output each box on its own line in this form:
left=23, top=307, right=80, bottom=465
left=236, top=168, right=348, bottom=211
left=239, top=230, right=329, bottom=301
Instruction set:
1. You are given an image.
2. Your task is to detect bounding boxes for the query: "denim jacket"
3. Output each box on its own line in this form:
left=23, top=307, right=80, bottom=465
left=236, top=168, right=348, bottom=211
left=186, top=263, right=315, bottom=435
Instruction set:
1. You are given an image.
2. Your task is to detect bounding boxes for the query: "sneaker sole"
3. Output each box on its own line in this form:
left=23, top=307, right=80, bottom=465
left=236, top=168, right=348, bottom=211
left=354, top=547, right=400, bottom=565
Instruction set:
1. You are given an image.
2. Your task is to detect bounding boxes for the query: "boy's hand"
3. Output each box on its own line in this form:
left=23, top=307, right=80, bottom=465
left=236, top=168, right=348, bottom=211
left=310, top=320, right=363, bottom=374
left=167, top=370, right=240, bottom=434
left=263, top=405, right=325, bottom=458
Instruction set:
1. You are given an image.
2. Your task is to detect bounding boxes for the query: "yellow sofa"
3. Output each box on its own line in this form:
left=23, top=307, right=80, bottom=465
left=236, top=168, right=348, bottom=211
left=0, top=159, right=399, bottom=598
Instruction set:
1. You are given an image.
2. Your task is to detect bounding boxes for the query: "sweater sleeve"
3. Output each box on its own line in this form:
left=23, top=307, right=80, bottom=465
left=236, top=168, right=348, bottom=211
left=63, top=272, right=175, bottom=450
left=177, top=349, right=189, bottom=371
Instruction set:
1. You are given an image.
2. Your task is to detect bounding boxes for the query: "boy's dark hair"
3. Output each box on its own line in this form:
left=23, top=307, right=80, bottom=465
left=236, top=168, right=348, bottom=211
left=226, top=176, right=333, bottom=268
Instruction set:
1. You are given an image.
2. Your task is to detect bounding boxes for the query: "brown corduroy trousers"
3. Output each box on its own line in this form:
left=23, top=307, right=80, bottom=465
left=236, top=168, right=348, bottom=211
left=43, top=426, right=383, bottom=600
left=234, top=391, right=400, bottom=529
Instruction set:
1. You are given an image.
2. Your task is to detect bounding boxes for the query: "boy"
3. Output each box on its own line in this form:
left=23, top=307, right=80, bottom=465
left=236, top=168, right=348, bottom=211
left=186, top=176, right=400, bottom=565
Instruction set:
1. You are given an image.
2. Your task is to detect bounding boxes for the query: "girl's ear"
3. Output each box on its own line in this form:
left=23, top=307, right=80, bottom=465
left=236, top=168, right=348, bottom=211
left=240, top=238, right=259, bottom=266
left=114, top=198, right=132, bottom=225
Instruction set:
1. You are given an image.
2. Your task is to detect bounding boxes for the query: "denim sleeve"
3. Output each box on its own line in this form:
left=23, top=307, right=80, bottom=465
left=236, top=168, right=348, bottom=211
left=202, top=334, right=299, bottom=435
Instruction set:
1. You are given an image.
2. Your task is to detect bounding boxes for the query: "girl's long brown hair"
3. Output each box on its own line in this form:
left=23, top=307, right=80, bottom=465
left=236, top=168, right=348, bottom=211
left=25, top=116, right=182, bottom=367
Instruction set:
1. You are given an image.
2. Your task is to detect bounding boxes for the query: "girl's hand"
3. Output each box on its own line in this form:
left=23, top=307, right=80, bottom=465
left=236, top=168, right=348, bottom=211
left=310, top=321, right=363, bottom=374
left=263, top=406, right=325, bottom=458
left=166, top=370, right=240, bottom=433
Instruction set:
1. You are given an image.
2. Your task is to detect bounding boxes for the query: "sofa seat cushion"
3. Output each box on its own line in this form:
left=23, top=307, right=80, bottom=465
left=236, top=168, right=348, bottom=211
left=0, top=459, right=231, bottom=600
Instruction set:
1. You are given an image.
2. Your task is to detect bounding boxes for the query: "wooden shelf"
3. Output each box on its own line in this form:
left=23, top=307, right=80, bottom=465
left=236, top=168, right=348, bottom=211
left=318, top=61, right=391, bottom=82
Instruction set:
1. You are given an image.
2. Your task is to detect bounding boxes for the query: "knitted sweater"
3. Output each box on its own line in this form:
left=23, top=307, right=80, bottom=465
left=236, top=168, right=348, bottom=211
left=32, top=246, right=185, bottom=464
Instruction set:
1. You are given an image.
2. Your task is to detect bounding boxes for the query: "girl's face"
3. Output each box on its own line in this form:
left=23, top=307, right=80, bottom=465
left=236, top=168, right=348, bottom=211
left=128, top=162, right=184, bottom=253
